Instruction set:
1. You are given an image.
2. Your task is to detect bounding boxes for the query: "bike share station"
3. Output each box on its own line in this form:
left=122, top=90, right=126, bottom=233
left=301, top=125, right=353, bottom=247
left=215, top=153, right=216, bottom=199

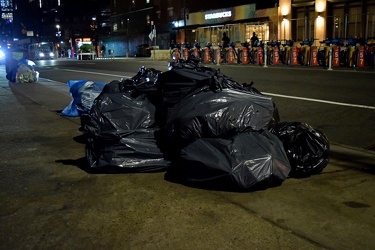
left=169, top=3, right=374, bottom=70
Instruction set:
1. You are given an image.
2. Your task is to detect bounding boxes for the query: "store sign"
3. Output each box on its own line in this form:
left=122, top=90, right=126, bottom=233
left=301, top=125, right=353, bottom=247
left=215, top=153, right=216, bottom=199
left=205, top=11, right=232, bottom=20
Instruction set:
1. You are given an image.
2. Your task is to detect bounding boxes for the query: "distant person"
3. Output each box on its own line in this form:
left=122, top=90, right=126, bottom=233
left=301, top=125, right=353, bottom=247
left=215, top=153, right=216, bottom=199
left=222, top=32, right=230, bottom=48
left=250, top=32, right=259, bottom=47
left=101, top=45, right=106, bottom=57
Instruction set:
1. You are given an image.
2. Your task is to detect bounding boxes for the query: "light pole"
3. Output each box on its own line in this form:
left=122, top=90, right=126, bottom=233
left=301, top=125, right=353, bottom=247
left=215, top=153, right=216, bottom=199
left=126, top=18, right=129, bottom=58
left=56, top=25, right=61, bottom=58
left=183, top=0, right=187, bottom=44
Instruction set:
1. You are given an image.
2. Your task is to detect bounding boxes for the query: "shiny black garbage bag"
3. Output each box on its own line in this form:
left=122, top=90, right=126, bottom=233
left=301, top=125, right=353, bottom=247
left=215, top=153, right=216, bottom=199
left=166, top=130, right=291, bottom=191
left=97, top=67, right=161, bottom=96
left=158, top=88, right=275, bottom=159
left=269, top=122, right=330, bottom=177
left=83, top=92, right=156, bottom=137
left=86, top=129, right=170, bottom=172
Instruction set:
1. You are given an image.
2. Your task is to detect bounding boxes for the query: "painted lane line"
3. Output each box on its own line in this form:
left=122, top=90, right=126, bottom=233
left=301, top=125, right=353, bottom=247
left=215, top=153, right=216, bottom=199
left=63, top=69, right=131, bottom=78
left=263, top=92, right=375, bottom=110
left=61, top=69, right=374, bottom=110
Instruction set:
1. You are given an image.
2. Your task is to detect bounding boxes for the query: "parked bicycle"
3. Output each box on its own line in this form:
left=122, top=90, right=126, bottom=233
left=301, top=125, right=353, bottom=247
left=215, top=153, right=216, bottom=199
left=239, top=42, right=251, bottom=64
left=201, top=43, right=213, bottom=63
left=181, top=43, right=191, bottom=60
left=249, top=40, right=263, bottom=65
left=227, top=42, right=240, bottom=64
left=339, top=38, right=359, bottom=68
left=170, top=43, right=182, bottom=61
left=317, top=39, right=331, bottom=68
left=190, top=43, right=202, bottom=61
left=266, top=41, right=281, bottom=65
left=298, top=40, right=314, bottom=66
left=279, top=40, right=293, bottom=65
left=364, top=42, right=374, bottom=67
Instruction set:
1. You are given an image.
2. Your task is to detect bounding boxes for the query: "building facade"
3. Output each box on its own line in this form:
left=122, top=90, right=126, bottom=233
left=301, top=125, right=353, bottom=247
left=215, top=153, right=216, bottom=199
left=1, top=0, right=374, bottom=57
left=106, top=0, right=374, bottom=56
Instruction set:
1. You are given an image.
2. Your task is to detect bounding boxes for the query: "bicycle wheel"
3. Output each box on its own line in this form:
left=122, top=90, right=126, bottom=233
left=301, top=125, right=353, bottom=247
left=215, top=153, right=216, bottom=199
left=318, top=50, right=325, bottom=67
left=268, top=50, right=273, bottom=65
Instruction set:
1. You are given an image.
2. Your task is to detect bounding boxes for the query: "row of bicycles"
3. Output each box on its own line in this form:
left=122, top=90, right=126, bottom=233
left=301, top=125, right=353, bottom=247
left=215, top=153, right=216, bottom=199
left=170, top=39, right=375, bottom=69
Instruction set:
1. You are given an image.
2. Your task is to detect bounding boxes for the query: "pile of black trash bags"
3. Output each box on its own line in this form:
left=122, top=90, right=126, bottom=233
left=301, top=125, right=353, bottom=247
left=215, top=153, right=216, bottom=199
left=80, top=59, right=330, bottom=191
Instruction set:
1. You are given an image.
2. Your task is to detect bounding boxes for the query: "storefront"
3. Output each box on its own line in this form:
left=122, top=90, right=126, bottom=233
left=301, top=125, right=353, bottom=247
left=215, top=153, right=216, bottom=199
left=173, top=4, right=279, bottom=48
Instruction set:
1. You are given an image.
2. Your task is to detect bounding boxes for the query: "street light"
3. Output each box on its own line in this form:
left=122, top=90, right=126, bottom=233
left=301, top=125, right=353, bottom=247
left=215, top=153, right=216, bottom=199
left=56, top=24, right=61, bottom=37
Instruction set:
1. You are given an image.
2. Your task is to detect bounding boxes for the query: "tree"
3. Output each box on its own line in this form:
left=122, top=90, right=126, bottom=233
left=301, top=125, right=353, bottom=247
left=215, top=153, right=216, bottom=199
left=79, top=44, right=93, bottom=53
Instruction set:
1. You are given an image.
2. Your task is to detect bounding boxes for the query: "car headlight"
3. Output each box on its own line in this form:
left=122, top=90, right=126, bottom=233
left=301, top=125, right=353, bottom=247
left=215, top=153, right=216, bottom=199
left=0, top=50, right=5, bottom=59
left=49, top=52, right=54, bottom=57
left=39, top=52, right=45, bottom=57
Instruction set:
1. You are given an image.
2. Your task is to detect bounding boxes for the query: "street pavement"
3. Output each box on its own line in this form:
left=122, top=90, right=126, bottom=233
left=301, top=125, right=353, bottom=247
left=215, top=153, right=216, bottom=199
left=0, top=63, right=375, bottom=250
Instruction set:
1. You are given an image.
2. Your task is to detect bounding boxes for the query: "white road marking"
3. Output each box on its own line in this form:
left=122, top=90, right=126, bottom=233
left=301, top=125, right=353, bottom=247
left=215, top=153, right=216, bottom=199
left=263, top=92, right=375, bottom=110
left=63, top=69, right=131, bottom=78
left=62, top=69, right=374, bottom=110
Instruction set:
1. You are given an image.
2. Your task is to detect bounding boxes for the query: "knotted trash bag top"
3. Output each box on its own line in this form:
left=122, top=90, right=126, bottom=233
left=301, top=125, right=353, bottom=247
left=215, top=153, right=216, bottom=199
left=167, top=130, right=291, bottom=191
left=269, top=121, right=330, bottom=177
left=159, top=88, right=275, bottom=157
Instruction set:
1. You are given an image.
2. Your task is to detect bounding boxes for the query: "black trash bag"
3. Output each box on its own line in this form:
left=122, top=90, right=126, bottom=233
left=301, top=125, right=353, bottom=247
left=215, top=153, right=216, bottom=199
left=86, top=129, right=170, bottom=172
left=165, top=130, right=291, bottom=191
left=83, top=92, right=156, bottom=137
left=242, top=81, right=280, bottom=128
left=99, top=79, right=134, bottom=95
left=153, top=68, right=214, bottom=125
left=156, top=62, right=276, bottom=127
left=157, top=88, right=275, bottom=159
left=269, top=122, right=330, bottom=177
left=98, top=67, right=161, bottom=96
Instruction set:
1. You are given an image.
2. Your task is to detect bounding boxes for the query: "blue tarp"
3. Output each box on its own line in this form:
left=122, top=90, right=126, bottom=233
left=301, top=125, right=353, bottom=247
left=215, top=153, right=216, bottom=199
left=61, top=80, right=106, bottom=117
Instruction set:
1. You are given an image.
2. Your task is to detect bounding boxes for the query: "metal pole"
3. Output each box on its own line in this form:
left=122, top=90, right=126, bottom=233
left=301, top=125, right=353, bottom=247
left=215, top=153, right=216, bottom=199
left=365, top=13, right=369, bottom=39
left=328, top=43, right=333, bottom=70
left=183, top=0, right=187, bottom=44
left=296, top=19, right=299, bottom=41
left=304, top=16, right=307, bottom=41
left=126, top=19, right=129, bottom=58
left=263, top=43, right=268, bottom=67
left=344, top=14, right=348, bottom=39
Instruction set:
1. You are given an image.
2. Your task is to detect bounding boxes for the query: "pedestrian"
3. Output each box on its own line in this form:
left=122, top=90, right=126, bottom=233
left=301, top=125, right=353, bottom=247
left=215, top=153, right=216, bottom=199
left=101, top=45, right=106, bottom=57
left=250, top=32, right=259, bottom=48
left=222, top=32, right=230, bottom=48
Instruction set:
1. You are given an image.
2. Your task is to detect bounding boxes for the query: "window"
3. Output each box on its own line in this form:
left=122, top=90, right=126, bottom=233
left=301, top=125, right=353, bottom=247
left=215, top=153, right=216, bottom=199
left=156, top=10, right=161, bottom=20
left=168, top=7, right=173, bottom=22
